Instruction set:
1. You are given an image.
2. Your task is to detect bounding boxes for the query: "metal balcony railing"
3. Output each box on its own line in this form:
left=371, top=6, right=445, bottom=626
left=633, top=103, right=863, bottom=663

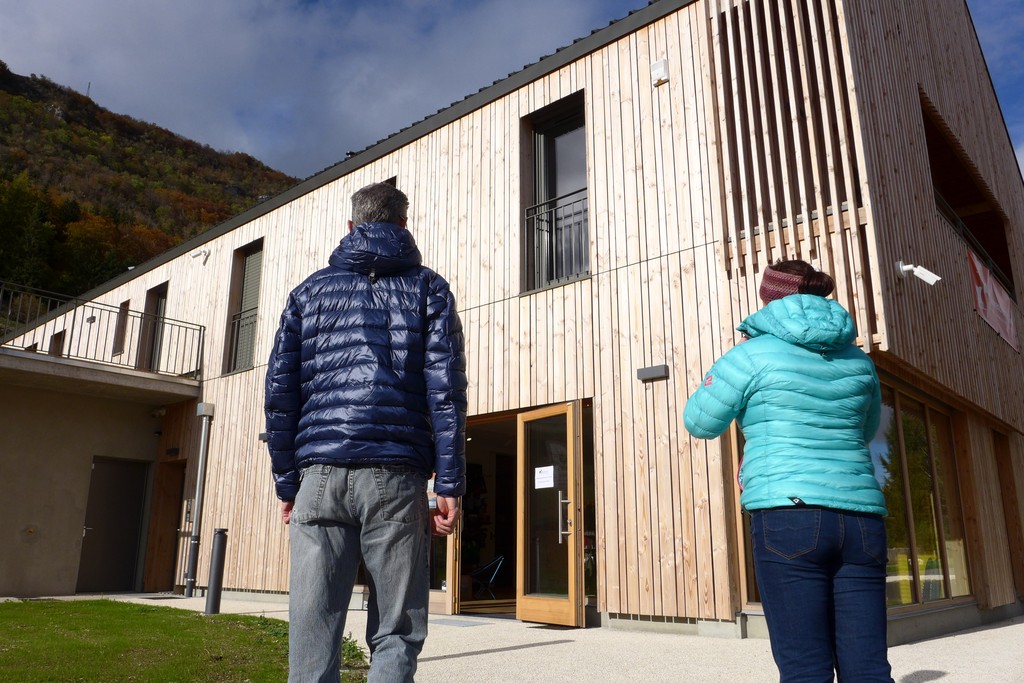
left=525, top=188, right=589, bottom=288
left=226, top=307, right=258, bottom=373
left=934, top=190, right=1015, bottom=300
left=1, top=281, right=205, bottom=378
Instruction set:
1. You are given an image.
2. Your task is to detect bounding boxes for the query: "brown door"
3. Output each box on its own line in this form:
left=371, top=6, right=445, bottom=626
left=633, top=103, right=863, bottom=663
left=516, top=402, right=584, bottom=626
left=77, top=457, right=148, bottom=593
left=143, top=460, right=187, bottom=592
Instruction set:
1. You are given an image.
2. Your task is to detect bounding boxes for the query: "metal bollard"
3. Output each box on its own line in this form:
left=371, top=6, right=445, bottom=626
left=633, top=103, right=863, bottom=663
left=205, top=528, right=228, bottom=615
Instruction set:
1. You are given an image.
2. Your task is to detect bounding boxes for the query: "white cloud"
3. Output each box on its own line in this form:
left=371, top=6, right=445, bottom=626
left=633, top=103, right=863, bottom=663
left=0, top=0, right=647, bottom=177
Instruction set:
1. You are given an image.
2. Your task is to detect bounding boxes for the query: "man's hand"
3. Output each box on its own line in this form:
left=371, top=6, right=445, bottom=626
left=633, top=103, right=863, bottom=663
left=280, top=500, right=294, bottom=525
left=431, top=496, right=461, bottom=536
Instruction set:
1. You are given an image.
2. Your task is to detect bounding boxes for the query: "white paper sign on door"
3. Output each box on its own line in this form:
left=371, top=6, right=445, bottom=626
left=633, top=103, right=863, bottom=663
left=534, top=465, right=554, bottom=489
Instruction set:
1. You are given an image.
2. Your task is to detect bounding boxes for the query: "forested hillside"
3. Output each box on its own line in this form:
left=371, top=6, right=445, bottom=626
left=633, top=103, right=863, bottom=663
left=0, top=60, right=297, bottom=297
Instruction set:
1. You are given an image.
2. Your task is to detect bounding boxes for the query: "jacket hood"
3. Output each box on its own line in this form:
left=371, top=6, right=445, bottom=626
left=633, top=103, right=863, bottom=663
left=329, top=222, right=422, bottom=275
left=738, top=294, right=856, bottom=352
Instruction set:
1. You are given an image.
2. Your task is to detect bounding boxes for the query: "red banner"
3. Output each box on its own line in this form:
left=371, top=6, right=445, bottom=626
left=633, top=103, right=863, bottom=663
left=967, top=250, right=1018, bottom=351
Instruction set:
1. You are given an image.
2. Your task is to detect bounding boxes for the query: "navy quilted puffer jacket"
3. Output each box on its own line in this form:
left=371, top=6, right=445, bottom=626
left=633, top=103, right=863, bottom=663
left=264, top=222, right=467, bottom=501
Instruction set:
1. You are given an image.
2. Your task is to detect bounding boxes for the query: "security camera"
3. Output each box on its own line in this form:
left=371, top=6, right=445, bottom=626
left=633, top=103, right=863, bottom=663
left=896, top=261, right=941, bottom=286
left=911, top=265, right=941, bottom=285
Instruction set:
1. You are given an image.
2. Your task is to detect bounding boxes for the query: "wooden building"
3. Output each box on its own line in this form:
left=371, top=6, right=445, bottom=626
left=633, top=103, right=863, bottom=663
left=3, top=0, right=1023, bottom=643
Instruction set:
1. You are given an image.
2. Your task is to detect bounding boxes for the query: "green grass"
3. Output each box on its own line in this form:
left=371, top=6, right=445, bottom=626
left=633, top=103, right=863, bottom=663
left=0, top=599, right=369, bottom=682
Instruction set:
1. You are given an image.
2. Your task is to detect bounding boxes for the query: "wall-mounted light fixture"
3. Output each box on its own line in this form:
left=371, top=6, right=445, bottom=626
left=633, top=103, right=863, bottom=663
left=651, top=59, right=669, bottom=88
left=896, top=260, right=942, bottom=285
left=191, top=248, right=211, bottom=265
left=637, top=364, right=670, bottom=383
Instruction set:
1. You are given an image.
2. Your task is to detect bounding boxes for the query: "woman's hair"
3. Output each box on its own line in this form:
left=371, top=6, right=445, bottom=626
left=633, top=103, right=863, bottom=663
left=760, top=259, right=835, bottom=302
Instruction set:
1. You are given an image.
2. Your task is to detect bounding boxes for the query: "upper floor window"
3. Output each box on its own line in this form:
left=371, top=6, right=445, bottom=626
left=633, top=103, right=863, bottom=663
left=922, top=99, right=1015, bottom=298
left=48, top=329, right=65, bottom=357
left=523, top=91, right=588, bottom=291
left=137, top=283, right=167, bottom=371
left=112, top=299, right=130, bottom=356
left=225, top=239, right=263, bottom=373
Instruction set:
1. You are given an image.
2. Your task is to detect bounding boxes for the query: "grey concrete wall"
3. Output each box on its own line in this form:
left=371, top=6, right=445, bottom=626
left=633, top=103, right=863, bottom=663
left=0, top=386, right=161, bottom=597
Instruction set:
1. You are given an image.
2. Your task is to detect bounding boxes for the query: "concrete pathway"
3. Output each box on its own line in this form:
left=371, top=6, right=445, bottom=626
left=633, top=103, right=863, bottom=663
left=37, top=593, right=1024, bottom=682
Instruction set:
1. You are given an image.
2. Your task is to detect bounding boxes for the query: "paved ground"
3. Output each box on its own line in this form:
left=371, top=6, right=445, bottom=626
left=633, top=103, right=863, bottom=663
left=27, top=593, right=1024, bottom=682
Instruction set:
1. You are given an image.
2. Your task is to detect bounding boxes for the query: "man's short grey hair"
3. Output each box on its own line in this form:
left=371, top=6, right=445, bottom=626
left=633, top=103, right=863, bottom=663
left=351, top=183, right=409, bottom=225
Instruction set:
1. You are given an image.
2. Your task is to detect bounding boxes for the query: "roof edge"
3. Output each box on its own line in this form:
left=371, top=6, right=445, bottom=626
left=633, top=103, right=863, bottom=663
left=75, top=0, right=696, bottom=303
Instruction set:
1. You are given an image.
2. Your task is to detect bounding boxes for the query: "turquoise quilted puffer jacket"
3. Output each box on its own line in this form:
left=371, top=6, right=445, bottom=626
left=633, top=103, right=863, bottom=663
left=684, top=294, right=886, bottom=515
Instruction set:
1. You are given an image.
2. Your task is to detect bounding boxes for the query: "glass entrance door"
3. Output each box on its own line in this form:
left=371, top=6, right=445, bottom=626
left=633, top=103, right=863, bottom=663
left=516, top=402, right=584, bottom=626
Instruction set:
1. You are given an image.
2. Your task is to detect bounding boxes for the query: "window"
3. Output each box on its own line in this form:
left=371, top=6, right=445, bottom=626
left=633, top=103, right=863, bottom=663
left=736, top=381, right=973, bottom=609
left=137, top=283, right=168, bottom=371
left=48, top=330, right=65, bottom=356
left=921, top=98, right=1015, bottom=297
left=112, top=300, right=130, bottom=356
left=523, top=92, right=588, bottom=290
left=873, top=384, right=971, bottom=606
left=225, top=239, right=263, bottom=373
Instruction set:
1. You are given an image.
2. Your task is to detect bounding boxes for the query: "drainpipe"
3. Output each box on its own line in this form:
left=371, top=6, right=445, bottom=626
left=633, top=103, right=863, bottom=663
left=184, top=402, right=215, bottom=598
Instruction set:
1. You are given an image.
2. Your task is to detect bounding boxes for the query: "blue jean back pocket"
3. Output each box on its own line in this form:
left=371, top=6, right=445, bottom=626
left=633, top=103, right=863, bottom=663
left=760, top=508, right=821, bottom=559
left=856, top=514, right=888, bottom=566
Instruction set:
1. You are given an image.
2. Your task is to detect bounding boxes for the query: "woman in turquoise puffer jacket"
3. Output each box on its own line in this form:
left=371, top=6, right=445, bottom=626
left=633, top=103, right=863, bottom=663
left=684, top=260, right=893, bottom=683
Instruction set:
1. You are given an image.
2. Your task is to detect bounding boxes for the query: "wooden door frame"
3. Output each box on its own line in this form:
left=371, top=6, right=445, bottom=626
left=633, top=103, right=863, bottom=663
left=515, top=401, right=584, bottom=627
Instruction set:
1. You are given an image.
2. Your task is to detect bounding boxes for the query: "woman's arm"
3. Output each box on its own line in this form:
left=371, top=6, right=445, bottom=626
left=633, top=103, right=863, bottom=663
left=683, top=345, right=757, bottom=439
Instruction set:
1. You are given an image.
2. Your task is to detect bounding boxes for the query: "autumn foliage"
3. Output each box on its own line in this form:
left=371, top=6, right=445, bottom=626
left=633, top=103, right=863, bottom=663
left=0, top=60, right=297, bottom=296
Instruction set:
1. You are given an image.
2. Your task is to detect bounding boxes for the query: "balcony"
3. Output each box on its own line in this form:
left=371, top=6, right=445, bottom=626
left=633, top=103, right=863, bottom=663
left=226, top=307, right=258, bottom=373
left=1, top=281, right=205, bottom=379
left=934, top=190, right=1015, bottom=300
left=525, top=188, right=589, bottom=289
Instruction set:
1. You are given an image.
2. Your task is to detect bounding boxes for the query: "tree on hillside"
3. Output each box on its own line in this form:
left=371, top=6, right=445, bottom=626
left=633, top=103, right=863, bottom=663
left=0, top=65, right=297, bottom=296
left=0, top=172, right=55, bottom=289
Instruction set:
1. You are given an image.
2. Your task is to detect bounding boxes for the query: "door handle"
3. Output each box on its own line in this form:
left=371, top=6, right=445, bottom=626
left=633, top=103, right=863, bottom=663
left=82, top=526, right=93, bottom=538
left=557, top=490, right=572, bottom=544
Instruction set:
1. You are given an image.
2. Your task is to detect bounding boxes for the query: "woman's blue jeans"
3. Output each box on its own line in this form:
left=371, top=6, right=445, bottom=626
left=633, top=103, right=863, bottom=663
left=288, top=464, right=430, bottom=683
left=750, top=507, right=894, bottom=682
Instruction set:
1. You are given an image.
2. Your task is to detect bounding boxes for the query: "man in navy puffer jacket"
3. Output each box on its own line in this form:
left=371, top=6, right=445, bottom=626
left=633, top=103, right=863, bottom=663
left=265, top=182, right=467, bottom=682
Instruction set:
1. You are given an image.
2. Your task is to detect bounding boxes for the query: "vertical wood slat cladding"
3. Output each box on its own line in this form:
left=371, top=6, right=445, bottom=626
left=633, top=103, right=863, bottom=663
left=147, top=400, right=197, bottom=590
left=954, top=412, right=1017, bottom=608
left=35, top=0, right=1023, bottom=623
left=706, top=0, right=875, bottom=347
left=108, top=1, right=738, bottom=619
left=996, top=432, right=1024, bottom=600
left=842, top=0, right=1024, bottom=431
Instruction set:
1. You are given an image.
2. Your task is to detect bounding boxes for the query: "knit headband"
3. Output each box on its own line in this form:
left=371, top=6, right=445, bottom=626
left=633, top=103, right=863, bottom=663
left=759, top=267, right=804, bottom=303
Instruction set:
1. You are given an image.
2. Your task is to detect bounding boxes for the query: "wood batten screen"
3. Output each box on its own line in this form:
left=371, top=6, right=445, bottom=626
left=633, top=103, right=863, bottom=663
left=705, top=0, right=877, bottom=348
left=841, top=0, right=1024, bottom=432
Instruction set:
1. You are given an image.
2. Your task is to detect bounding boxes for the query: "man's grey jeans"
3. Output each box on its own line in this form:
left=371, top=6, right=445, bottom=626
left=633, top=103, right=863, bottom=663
left=288, top=464, right=430, bottom=683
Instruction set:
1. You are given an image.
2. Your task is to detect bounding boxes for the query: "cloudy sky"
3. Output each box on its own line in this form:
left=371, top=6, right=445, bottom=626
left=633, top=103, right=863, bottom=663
left=0, top=0, right=1020, bottom=179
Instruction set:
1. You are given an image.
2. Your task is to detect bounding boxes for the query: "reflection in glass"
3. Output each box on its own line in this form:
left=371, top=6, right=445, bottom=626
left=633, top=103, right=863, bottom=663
left=525, top=415, right=569, bottom=597
left=902, top=398, right=946, bottom=601
left=581, top=408, right=597, bottom=601
left=877, top=386, right=915, bottom=606
left=931, top=411, right=971, bottom=597
left=429, top=532, right=447, bottom=591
